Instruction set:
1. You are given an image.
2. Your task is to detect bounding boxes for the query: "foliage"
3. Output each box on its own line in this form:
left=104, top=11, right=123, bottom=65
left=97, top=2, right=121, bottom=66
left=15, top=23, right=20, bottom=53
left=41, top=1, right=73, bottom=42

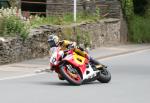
left=0, top=7, right=30, bottom=40
left=30, top=12, right=100, bottom=28
left=1, top=16, right=29, bottom=40
left=128, top=15, right=150, bottom=43
left=121, top=0, right=134, bottom=19
left=0, top=7, right=100, bottom=42
left=120, top=0, right=149, bottom=16
left=95, top=6, right=101, bottom=17
left=0, top=7, right=22, bottom=17
left=61, top=27, right=91, bottom=48
left=76, top=29, right=91, bottom=48
left=61, top=27, right=74, bottom=40
left=60, top=27, right=91, bottom=48
left=121, top=0, right=150, bottom=43
left=133, top=0, right=148, bottom=16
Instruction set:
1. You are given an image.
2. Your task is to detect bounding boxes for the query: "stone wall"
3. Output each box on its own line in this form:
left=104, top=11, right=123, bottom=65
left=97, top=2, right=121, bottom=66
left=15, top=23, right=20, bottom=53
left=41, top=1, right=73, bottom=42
left=0, top=18, right=121, bottom=65
left=77, top=18, right=120, bottom=48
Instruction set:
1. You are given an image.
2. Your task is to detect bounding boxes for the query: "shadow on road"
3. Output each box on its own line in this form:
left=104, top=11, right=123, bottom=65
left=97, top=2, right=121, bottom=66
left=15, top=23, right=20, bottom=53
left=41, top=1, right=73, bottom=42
left=33, top=81, right=102, bottom=87
left=33, top=81, right=77, bottom=86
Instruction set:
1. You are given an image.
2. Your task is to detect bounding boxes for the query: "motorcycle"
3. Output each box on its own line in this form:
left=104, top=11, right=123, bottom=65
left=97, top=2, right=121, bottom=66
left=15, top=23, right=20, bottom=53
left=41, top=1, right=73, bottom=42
left=49, top=46, right=111, bottom=85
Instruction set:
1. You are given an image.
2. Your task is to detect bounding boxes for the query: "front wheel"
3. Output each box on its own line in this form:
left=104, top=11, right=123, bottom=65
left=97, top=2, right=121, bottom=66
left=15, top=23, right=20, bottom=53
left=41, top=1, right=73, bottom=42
left=97, top=68, right=111, bottom=83
left=60, top=64, right=83, bottom=85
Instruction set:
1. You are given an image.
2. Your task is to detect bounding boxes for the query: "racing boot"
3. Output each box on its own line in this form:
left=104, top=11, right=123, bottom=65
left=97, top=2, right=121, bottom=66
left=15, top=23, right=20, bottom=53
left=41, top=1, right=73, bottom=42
left=90, top=57, right=106, bottom=70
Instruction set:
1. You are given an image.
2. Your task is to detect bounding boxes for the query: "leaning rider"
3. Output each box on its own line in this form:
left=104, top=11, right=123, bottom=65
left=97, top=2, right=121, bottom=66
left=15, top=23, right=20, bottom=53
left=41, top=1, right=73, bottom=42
left=48, top=34, right=102, bottom=66
left=48, top=34, right=102, bottom=79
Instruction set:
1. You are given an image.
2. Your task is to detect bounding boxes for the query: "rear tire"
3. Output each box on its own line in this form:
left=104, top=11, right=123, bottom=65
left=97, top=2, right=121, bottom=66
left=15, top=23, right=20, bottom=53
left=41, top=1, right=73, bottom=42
left=60, top=64, right=83, bottom=85
left=97, top=68, right=111, bottom=83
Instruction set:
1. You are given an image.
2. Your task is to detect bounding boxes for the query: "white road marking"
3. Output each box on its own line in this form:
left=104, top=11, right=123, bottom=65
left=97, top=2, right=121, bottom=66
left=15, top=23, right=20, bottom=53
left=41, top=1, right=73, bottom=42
left=0, top=73, right=45, bottom=81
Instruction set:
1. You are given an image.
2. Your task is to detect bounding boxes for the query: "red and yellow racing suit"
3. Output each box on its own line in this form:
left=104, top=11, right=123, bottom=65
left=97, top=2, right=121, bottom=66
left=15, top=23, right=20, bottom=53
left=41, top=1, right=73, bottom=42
left=59, top=40, right=88, bottom=59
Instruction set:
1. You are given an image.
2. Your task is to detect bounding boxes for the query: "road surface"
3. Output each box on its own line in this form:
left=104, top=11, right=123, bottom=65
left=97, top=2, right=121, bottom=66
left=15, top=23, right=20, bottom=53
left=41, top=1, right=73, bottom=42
left=0, top=49, right=150, bottom=103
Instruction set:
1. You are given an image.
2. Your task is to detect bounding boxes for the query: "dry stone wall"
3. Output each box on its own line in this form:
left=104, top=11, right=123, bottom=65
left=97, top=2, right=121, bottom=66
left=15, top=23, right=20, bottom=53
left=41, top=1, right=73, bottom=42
left=0, top=18, right=121, bottom=65
left=78, top=18, right=120, bottom=48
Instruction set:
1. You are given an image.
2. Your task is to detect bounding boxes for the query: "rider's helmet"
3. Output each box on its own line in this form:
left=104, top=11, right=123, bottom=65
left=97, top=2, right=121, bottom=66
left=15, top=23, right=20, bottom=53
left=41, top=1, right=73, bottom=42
left=48, top=35, right=59, bottom=47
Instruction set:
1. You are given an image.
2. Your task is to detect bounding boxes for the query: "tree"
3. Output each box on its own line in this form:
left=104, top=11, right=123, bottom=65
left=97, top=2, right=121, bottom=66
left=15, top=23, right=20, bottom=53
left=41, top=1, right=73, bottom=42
left=133, top=0, right=148, bottom=16
left=120, top=0, right=133, bottom=18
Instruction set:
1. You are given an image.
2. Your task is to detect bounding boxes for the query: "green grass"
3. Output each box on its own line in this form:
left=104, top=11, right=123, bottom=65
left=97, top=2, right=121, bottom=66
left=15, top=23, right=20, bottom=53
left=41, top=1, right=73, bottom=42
left=0, top=8, right=100, bottom=41
left=128, top=15, right=150, bottom=43
left=30, top=12, right=100, bottom=28
left=121, top=0, right=150, bottom=43
left=0, top=16, right=29, bottom=40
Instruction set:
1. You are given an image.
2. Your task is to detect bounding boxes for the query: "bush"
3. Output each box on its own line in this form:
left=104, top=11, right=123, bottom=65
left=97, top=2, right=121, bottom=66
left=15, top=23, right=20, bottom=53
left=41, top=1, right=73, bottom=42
left=76, top=31, right=91, bottom=48
left=0, top=7, right=99, bottom=42
left=60, top=27, right=91, bottom=48
left=3, top=16, right=29, bottom=38
left=0, top=7, right=29, bottom=39
left=61, top=27, right=74, bottom=40
left=121, top=0, right=134, bottom=19
left=133, top=0, right=148, bottom=16
left=129, top=15, right=150, bottom=43
left=121, top=0, right=150, bottom=43
left=121, top=0, right=148, bottom=16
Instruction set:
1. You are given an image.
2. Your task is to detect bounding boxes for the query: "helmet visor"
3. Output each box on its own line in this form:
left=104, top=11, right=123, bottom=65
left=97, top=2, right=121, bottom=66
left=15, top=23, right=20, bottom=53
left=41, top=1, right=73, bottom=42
left=48, top=40, right=57, bottom=47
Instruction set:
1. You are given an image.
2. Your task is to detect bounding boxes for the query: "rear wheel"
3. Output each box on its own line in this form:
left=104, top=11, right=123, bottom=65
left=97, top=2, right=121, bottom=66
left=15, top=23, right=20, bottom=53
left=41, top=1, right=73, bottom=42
left=97, top=68, right=111, bottom=83
left=60, top=64, right=83, bottom=85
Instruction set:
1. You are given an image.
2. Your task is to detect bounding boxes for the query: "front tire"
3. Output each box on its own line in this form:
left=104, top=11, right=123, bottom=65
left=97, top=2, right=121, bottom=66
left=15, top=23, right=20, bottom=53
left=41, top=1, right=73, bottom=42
left=97, top=68, right=111, bottom=83
left=60, top=64, right=83, bottom=85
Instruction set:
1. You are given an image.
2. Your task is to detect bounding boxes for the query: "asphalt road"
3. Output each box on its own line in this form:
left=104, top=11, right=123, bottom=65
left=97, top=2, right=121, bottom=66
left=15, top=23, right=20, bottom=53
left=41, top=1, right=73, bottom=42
left=0, top=49, right=150, bottom=103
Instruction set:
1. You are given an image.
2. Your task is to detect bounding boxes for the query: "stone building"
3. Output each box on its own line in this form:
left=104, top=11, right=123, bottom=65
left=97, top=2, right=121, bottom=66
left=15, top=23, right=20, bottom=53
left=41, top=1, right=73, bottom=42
left=0, top=0, right=120, bottom=18
left=21, top=0, right=47, bottom=16
left=0, top=0, right=121, bottom=18
left=20, top=0, right=88, bottom=16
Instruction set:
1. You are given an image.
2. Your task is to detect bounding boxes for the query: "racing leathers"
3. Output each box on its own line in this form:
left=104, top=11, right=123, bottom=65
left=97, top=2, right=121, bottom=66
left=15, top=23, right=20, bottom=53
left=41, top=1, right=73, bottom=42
left=58, top=40, right=101, bottom=68
left=49, top=40, right=101, bottom=80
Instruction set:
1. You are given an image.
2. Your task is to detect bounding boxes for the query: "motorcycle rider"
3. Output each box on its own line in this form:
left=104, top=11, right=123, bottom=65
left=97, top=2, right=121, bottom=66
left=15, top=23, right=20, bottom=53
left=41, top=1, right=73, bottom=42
left=48, top=34, right=102, bottom=79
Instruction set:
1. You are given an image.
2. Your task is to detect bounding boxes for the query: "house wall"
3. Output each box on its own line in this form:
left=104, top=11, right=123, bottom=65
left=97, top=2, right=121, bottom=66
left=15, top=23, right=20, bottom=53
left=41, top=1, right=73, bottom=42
left=46, top=0, right=83, bottom=16
left=19, top=0, right=121, bottom=18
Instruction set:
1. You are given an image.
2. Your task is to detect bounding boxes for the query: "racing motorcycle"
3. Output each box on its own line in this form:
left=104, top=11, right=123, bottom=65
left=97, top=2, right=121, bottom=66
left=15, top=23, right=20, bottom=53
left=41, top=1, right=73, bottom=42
left=49, top=47, right=111, bottom=85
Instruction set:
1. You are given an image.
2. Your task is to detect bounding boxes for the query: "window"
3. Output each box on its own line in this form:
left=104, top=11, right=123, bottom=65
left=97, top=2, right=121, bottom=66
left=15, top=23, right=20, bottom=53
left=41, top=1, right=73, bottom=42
left=0, top=1, right=10, bottom=8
